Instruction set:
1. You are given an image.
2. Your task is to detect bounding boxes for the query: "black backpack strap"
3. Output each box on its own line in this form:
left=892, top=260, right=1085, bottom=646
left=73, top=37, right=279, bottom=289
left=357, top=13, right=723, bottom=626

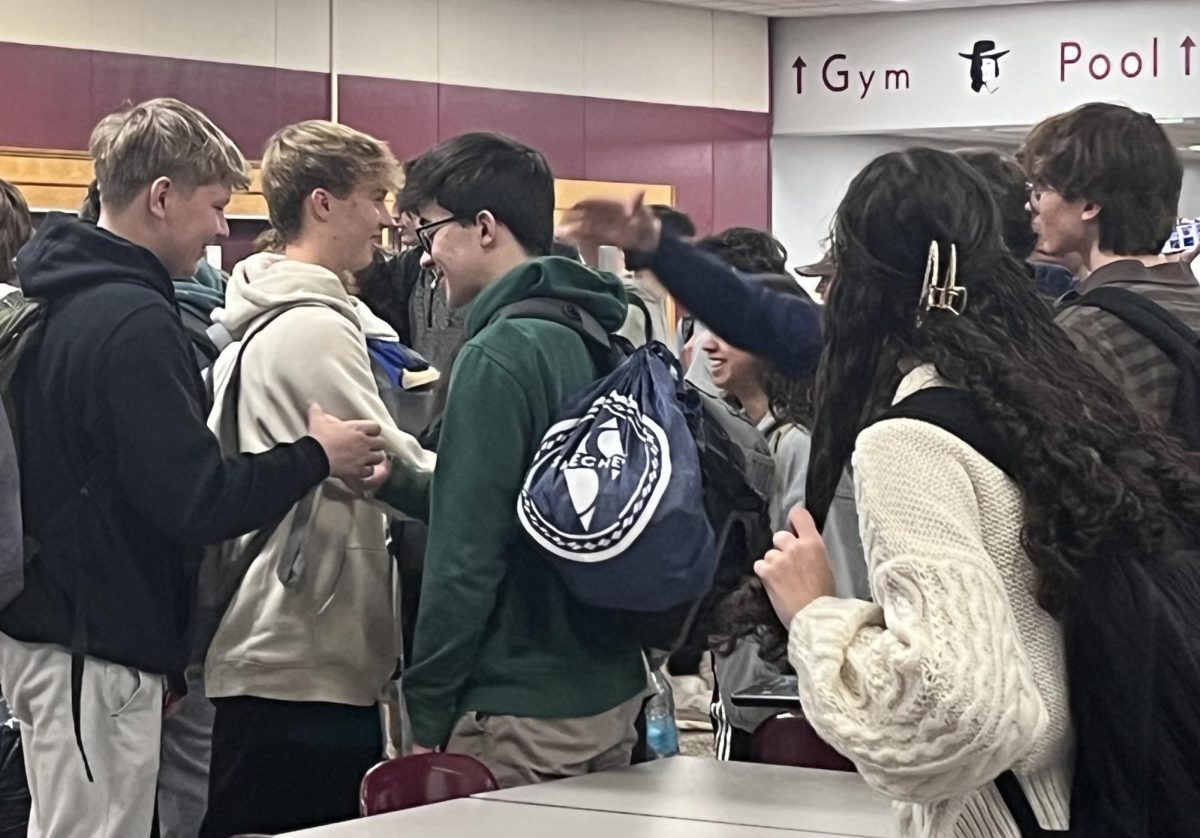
left=626, top=292, right=656, bottom=345
left=876, top=386, right=1018, bottom=482
left=216, top=302, right=326, bottom=446
left=190, top=303, right=326, bottom=662
left=1063, top=286, right=1200, bottom=363
left=493, top=298, right=625, bottom=375
left=1063, top=287, right=1200, bottom=448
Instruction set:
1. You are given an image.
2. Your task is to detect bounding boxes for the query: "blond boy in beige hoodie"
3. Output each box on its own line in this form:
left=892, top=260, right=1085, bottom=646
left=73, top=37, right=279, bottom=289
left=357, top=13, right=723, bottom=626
left=200, top=121, right=434, bottom=837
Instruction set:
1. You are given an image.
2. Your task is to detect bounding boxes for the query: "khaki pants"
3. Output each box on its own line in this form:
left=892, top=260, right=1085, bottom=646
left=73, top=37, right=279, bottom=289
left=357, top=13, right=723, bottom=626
left=445, top=693, right=643, bottom=789
left=0, top=631, right=163, bottom=838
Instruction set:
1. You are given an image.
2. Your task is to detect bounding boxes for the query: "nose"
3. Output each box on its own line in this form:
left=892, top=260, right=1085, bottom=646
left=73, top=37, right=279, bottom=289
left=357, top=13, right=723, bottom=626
left=699, top=331, right=719, bottom=354
left=419, top=249, right=435, bottom=270
left=215, top=214, right=230, bottom=241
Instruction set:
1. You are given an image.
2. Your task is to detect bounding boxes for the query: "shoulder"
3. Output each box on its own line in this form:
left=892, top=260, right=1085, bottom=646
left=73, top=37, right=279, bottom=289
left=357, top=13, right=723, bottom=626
left=854, top=417, right=997, bottom=480
left=83, top=289, right=181, bottom=350
left=1054, top=299, right=1114, bottom=336
left=257, top=304, right=360, bottom=348
left=771, top=422, right=812, bottom=458
left=468, top=317, right=586, bottom=371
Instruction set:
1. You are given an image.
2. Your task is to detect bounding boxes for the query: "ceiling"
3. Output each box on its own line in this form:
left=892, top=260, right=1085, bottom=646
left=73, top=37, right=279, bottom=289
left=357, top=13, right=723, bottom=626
left=650, top=0, right=1081, bottom=16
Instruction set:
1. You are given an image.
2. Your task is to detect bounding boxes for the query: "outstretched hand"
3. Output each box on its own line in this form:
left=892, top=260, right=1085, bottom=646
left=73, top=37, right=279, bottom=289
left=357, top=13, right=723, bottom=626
left=556, top=191, right=662, bottom=256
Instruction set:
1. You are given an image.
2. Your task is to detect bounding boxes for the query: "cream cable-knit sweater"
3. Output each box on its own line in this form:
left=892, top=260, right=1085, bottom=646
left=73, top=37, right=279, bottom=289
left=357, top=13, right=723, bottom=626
left=788, top=366, right=1074, bottom=838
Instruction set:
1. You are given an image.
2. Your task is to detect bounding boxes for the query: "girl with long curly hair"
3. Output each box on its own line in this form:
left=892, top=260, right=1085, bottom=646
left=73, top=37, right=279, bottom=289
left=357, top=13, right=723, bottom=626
left=559, top=147, right=1200, bottom=838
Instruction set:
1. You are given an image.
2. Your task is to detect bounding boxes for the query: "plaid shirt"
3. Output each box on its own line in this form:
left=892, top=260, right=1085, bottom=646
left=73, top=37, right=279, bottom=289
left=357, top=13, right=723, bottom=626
left=1055, top=260, right=1200, bottom=425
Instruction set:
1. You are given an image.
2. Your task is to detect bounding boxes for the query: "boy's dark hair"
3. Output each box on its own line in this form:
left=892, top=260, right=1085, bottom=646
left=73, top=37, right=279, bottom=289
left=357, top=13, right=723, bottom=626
left=1019, top=103, right=1182, bottom=256
left=955, top=148, right=1037, bottom=260
left=398, top=132, right=554, bottom=257
left=697, top=227, right=788, bottom=275
left=550, top=239, right=582, bottom=262
left=78, top=179, right=102, bottom=224
left=649, top=204, right=696, bottom=239
left=0, top=178, right=32, bottom=284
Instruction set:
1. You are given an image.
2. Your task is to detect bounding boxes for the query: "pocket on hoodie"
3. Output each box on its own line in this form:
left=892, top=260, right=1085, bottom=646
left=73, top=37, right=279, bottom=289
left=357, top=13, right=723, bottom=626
left=306, top=545, right=352, bottom=614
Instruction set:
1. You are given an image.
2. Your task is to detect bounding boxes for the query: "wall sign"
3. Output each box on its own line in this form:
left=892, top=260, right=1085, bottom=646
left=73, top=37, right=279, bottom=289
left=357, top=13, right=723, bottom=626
left=773, top=0, right=1199, bottom=135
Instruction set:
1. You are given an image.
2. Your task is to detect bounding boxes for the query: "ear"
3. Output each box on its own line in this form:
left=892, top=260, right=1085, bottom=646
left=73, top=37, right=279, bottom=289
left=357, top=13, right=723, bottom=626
left=309, top=188, right=335, bottom=223
left=1080, top=201, right=1102, bottom=223
left=148, top=177, right=172, bottom=220
left=476, top=210, right=499, bottom=248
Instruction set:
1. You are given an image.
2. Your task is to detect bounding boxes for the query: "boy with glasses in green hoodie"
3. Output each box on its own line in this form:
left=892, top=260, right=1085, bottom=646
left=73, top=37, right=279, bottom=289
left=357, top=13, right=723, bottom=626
left=381, top=133, right=647, bottom=788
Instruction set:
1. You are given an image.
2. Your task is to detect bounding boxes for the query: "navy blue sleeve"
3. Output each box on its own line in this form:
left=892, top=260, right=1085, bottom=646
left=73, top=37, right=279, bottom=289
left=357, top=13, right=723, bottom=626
left=640, top=234, right=823, bottom=379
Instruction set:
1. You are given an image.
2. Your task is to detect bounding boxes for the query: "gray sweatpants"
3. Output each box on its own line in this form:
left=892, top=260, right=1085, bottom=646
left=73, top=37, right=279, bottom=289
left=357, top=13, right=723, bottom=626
left=444, top=692, right=644, bottom=789
left=157, top=667, right=214, bottom=838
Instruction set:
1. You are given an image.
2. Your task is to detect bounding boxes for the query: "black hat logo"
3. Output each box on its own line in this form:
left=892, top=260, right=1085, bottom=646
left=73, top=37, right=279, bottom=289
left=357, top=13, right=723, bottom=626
left=959, top=40, right=1010, bottom=93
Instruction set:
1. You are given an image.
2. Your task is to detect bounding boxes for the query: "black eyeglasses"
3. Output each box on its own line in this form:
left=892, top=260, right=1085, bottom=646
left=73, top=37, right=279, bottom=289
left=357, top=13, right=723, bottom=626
left=1025, top=181, right=1051, bottom=207
left=415, top=216, right=468, bottom=253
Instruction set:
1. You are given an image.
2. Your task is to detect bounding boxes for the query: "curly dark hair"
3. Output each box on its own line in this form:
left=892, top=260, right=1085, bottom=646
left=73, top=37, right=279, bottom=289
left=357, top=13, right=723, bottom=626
left=710, top=273, right=812, bottom=664
left=803, top=147, right=1200, bottom=621
left=954, top=148, right=1037, bottom=260
left=757, top=275, right=813, bottom=429
left=697, top=227, right=789, bottom=275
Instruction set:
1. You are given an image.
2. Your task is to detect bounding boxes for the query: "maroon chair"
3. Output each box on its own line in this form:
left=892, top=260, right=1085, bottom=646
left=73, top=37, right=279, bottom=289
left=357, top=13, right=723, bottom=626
left=751, top=712, right=856, bottom=772
left=358, top=753, right=500, bottom=817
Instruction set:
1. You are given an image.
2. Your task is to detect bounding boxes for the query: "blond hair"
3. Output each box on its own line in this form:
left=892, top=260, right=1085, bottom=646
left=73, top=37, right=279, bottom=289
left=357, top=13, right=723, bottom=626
left=0, top=179, right=32, bottom=284
left=261, top=120, right=400, bottom=243
left=89, top=98, right=250, bottom=211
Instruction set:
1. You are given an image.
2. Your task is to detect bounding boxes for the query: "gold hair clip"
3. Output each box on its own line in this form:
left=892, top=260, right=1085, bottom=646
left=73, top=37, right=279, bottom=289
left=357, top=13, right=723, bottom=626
left=920, top=241, right=967, bottom=316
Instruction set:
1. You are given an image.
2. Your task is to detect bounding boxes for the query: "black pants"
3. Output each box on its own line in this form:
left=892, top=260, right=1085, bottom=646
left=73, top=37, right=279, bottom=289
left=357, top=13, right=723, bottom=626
left=199, top=696, right=383, bottom=838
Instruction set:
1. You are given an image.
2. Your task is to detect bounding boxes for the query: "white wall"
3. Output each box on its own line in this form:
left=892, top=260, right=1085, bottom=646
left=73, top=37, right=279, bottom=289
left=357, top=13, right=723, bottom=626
left=774, top=137, right=1200, bottom=271
left=771, top=134, right=968, bottom=267
left=0, top=0, right=769, bottom=111
left=1182, top=162, right=1200, bottom=218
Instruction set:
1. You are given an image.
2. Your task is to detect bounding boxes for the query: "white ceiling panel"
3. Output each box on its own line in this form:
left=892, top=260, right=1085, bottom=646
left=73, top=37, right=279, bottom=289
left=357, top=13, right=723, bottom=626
left=650, top=0, right=1082, bottom=17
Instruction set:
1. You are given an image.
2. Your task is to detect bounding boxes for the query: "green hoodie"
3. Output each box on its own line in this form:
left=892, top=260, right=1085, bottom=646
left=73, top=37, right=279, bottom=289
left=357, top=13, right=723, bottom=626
left=396, top=256, right=648, bottom=747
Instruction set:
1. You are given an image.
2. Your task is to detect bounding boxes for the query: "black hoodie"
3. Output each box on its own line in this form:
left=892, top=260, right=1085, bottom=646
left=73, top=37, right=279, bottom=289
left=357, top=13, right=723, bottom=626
left=0, top=215, right=329, bottom=678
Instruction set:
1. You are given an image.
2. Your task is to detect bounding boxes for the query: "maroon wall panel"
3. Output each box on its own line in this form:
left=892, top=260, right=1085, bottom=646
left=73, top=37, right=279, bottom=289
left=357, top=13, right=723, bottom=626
left=584, top=98, right=716, bottom=235
left=0, top=41, right=769, bottom=237
left=712, top=109, right=771, bottom=232
left=337, top=74, right=439, bottom=163
left=91, top=51, right=329, bottom=157
left=0, top=42, right=97, bottom=149
left=436, top=84, right=586, bottom=180
left=0, top=41, right=327, bottom=155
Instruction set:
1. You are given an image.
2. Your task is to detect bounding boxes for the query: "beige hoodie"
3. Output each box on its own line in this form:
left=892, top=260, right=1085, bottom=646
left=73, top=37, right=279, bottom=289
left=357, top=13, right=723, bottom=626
left=204, top=252, right=435, bottom=706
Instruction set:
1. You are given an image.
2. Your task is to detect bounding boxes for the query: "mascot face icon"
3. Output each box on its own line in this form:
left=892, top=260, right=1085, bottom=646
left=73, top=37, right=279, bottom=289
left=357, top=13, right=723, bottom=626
left=563, top=418, right=626, bottom=531
left=518, top=392, right=672, bottom=563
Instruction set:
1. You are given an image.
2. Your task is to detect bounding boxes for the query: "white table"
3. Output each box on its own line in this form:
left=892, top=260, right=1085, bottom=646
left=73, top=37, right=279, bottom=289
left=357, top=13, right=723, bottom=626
left=475, top=756, right=895, bottom=837
left=278, top=797, right=856, bottom=837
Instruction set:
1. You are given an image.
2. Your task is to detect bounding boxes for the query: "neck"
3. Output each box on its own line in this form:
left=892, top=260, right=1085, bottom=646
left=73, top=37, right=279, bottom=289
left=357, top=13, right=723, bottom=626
left=733, top=388, right=770, bottom=424
left=486, top=242, right=533, bottom=283
left=1084, top=243, right=1169, bottom=273
left=98, top=209, right=167, bottom=271
left=283, top=240, right=351, bottom=286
